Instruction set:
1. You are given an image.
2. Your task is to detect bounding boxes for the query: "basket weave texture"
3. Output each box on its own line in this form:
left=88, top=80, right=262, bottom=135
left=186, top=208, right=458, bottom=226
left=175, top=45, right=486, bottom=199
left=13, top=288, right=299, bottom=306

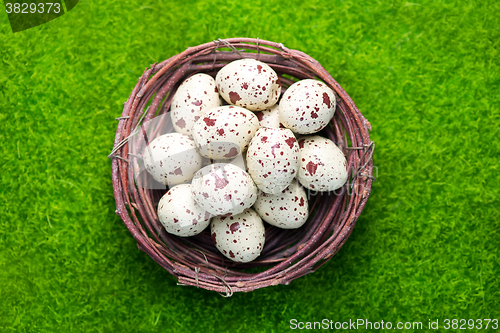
left=110, top=38, right=374, bottom=296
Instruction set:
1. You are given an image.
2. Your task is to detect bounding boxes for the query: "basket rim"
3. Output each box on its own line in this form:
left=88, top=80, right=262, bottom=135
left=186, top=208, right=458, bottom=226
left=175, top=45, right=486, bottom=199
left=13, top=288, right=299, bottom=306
left=110, top=38, right=374, bottom=296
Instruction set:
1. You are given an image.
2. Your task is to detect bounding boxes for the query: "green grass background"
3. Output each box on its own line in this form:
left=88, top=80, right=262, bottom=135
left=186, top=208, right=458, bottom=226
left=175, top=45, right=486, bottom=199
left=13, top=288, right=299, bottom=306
left=1, top=0, right=499, bottom=332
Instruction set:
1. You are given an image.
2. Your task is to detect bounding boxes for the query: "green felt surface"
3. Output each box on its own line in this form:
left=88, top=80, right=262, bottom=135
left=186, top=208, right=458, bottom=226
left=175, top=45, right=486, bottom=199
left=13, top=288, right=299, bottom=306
left=1, top=0, right=499, bottom=332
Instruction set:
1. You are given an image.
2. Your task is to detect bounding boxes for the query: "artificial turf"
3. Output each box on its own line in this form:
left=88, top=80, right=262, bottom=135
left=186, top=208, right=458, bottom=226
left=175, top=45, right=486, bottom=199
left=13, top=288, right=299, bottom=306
left=1, top=0, right=499, bottom=332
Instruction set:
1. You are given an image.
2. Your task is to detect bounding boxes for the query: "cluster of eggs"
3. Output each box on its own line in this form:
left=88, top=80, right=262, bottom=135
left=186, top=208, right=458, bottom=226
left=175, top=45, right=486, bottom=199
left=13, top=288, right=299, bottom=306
left=142, top=59, right=348, bottom=263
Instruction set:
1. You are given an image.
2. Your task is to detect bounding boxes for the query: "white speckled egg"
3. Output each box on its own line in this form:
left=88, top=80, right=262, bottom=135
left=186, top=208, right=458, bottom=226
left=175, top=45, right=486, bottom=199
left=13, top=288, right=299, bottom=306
left=216, top=59, right=281, bottom=111
left=170, top=74, right=223, bottom=136
left=200, top=153, right=247, bottom=172
left=255, top=104, right=282, bottom=128
left=157, top=184, right=212, bottom=237
left=192, top=105, right=260, bottom=160
left=211, top=208, right=265, bottom=263
left=253, top=180, right=309, bottom=229
left=246, top=127, right=299, bottom=194
left=191, top=163, right=258, bottom=216
left=297, top=135, right=348, bottom=192
left=228, top=152, right=247, bottom=172
left=279, top=79, right=336, bottom=134
left=142, top=133, right=202, bottom=186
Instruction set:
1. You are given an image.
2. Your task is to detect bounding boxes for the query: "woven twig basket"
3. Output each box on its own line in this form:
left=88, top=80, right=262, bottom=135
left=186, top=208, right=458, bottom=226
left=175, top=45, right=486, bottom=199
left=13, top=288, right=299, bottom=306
left=110, top=38, right=374, bottom=296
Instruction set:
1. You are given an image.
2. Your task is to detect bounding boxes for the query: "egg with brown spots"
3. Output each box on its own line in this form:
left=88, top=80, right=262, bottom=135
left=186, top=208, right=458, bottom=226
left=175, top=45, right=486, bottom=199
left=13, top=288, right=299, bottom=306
left=279, top=79, right=337, bottom=134
left=192, top=105, right=259, bottom=160
left=191, top=163, right=258, bottom=216
left=170, top=74, right=223, bottom=137
left=253, top=180, right=309, bottom=229
left=211, top=208, right=265, bottom=263
left=216, top=59, right=281, bottom=111
left=142, top=133, right=203, bottom=187
left=200, top=151, right=248, bottom=172
left=157, top=184, right=212, bottom=237
left=246, top=127, right=299, bottom=194
left=297, top=135, right=348, bottom=192
left=255, top=104, right=282, bottom=128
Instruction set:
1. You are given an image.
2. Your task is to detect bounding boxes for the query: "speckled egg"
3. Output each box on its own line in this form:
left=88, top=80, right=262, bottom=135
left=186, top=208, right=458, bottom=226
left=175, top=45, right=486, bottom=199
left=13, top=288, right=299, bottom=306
left=279, top=79, right=337, bottom=134
left=253, top=180, right=309, bottom=229
left=170, top=74, right=223, bottom=137
left=157, top=184, right=212, bottom=237
left=191, top=163, right=258, bottom=216
left=142, top=133, right=202, bottom=186
left=200, top=153, right=247, bottom=172
left=297, top=135, right=348, bottom=192
left=216, top=59, right=281, bottom=111
left=192, top=105, right=260, bottom=160
left=211, top=208, right=265, bottom=263
left=227, top=153, right=247, bottom=172
left=255, top=104, right=282, bottom=128
left=246, top=127, right=299, bottom=194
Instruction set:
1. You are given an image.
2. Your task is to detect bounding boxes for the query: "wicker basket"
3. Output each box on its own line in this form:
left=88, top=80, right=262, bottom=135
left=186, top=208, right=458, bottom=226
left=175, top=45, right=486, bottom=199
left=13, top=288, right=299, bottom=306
left=110, top=38, right=374, bottom=296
